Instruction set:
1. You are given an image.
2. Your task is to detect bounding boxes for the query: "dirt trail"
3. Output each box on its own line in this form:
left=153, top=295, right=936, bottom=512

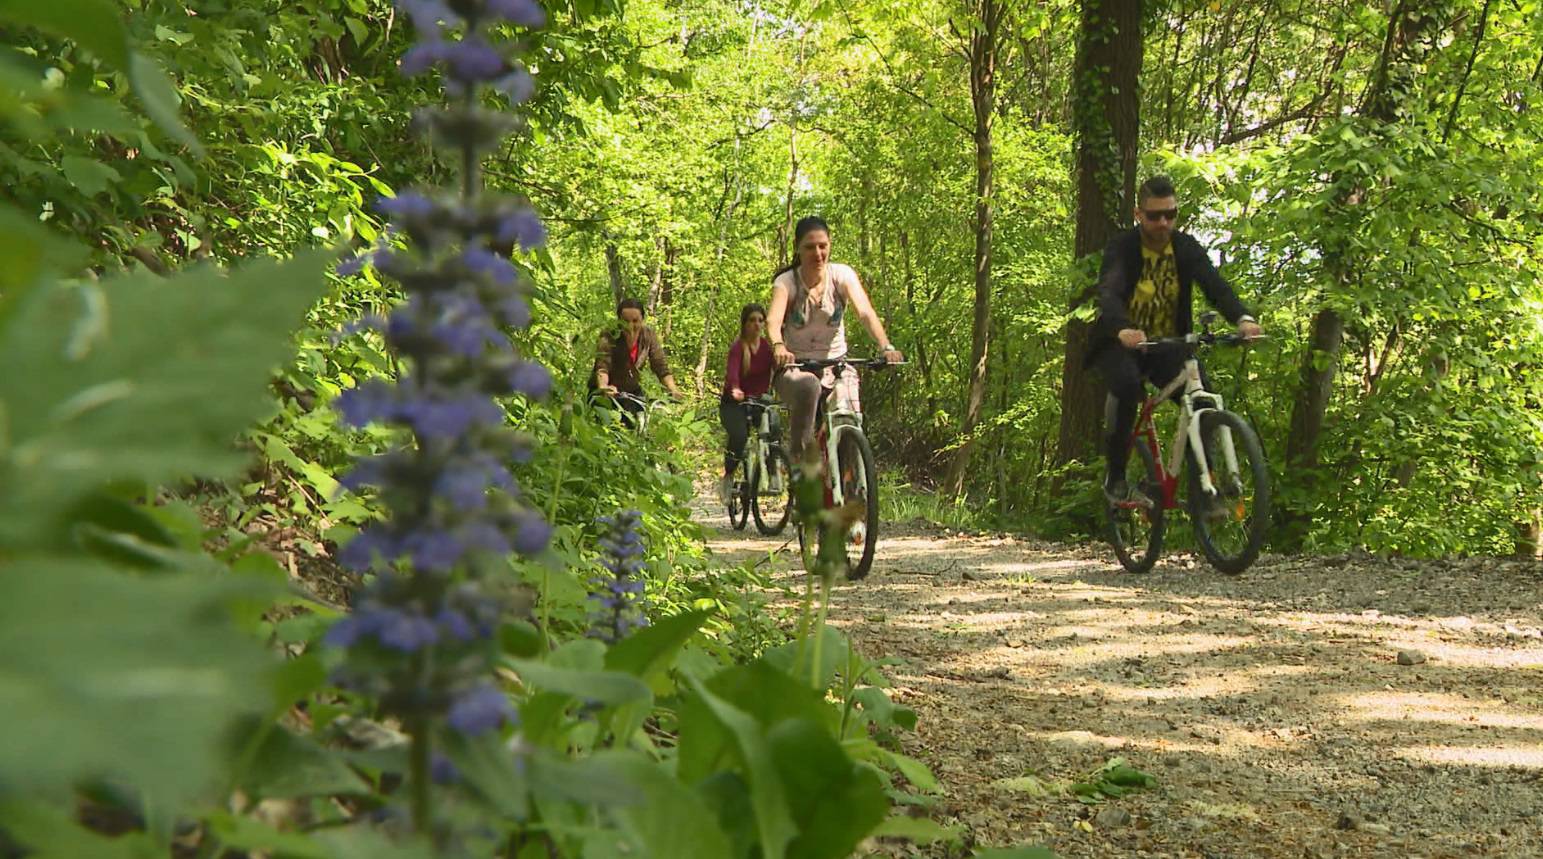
left=698, top=508, right=1543, bottom=858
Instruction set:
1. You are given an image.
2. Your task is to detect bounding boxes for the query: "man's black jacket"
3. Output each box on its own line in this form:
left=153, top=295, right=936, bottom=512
left=1084, top=227, right=1251, bottom=367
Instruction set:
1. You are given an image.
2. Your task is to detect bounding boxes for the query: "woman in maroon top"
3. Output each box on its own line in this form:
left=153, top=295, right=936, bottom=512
left=718, top=303, right=774, bottom=504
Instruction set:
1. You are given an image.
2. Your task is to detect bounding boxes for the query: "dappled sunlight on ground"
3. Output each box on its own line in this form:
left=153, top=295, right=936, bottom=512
left=695, top=495, right=1543, bottom=856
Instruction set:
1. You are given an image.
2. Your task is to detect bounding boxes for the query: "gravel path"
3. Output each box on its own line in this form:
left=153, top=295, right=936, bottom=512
left=698, top=507, right=1543, bottom=858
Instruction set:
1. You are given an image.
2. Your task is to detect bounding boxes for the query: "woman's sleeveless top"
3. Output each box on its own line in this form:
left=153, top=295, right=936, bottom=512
left=779, top=263, right=854, bottom=359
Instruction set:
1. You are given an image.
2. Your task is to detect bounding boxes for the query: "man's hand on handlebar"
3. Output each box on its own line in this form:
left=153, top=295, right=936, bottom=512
left=882, top=347, right=904, bottom=365
left=599, top=383, right=619, bottom=397
left=1237, top=320, right=1263, bottom=340
left=1118, top=328, right=1147, bottom=350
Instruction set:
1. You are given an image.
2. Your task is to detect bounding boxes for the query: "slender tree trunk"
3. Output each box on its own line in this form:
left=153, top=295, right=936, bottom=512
left=1282, top=0, right=1447, bottom=543
left=945, top=0, right=1002, bottom=496
left=605, top=243, right=625, bottom=306
left=1054, top=0, right=1143, bottom=476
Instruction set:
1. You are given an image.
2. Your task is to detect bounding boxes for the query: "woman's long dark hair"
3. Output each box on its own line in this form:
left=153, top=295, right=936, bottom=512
left=773, top=216, right=830, bottom=280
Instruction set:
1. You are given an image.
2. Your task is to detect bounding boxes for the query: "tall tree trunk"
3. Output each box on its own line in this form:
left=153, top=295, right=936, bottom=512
left=1054, top=0, right=1143, bottom=476
left=1281, top=0, right=1447, bottom=542
left=945, top=0, right=1002, bottom=496
left=658, top=238, right=678, bottom=342
left=605, top=243, right=625, bottom=306
left=696, top=151, right=745, bottom=395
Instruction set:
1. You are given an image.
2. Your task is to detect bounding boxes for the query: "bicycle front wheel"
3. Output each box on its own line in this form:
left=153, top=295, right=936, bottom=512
left=727, top=456, right=750, bottom=530
left=1188, top=410, right=1271, bottom=575
left=1108, top=439, right=1166, bottom=574
left=834, top=427, right=880, bottom=580
left=752, top=447, right=792, bottom=535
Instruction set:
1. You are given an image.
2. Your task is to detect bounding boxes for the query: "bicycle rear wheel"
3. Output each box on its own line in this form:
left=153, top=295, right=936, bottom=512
left=1188, top=410, right=1270, bottom=575
left=834, top=427, right=880, bottom=580
left=752, top=447, right=792, bottom=535
left=1108, top=440, right=1166, bottom=574
left=727, top=458, right=750, bottom=530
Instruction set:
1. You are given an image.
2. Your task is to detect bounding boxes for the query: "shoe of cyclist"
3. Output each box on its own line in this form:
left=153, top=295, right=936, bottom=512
left=1103, top=477, right=1153, bottom=510
left=717, top=475, right=733, bottom=507
left=1198, top=490, right=1233, bottom=522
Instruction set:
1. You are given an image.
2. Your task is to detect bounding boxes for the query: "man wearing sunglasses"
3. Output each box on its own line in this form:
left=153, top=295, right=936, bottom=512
left=1087, top=174, right=1263, bottom=508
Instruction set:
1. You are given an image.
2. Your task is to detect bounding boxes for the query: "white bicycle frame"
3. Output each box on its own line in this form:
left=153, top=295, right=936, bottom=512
left=1147, top=336, right=1240, bottom=498
left=822, top=378, right=863, bottom=508
left=743, top=399, right=783, bottom=496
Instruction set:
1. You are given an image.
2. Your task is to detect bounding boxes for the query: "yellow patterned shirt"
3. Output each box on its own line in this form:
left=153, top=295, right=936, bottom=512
left=1128, top=243, right=1179, bottom=337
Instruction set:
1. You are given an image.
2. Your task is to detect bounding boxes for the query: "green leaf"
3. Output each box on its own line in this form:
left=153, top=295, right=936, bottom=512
left=603, top=607, right=710, bottom=681
left=870, top=815, right=960, bottom=844
left=60, top=155, right=121, bottom=196
left=441, top=730, right=528, bottom=817
left=0, top=251, right=329, bottom=548
left=527, top=748, right=644, bottom=806
left=0, top=204, right=87, bottom=298
left=592, top=750, right=733, bottom=859
left=681, top=676, right=798, bottom=859
left=205, top=812, right=333, bottom=859
left=878, top=749, right=939, bottom=793
left=230, top=719, right=370, bottom=799
left=769, top=719, right=890, bottom=859
left=0, top=800, right=159, bottom=858
left=128, top=51, right=202, bottom=155
left=505, top=656, right=651, bottom=706
left=0, top=561, right=273, bottom=805
left=0, top=0, right=130, bottom=69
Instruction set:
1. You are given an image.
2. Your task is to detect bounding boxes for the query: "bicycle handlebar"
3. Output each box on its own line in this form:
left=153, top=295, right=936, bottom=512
left=611, top=391, right=673, bottom=408
left=791, top=356, right=908, bottom=372
left=1138, top=333, right=1267, bottom=350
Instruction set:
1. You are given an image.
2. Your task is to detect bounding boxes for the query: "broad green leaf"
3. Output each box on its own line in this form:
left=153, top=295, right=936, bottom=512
left=870, top=816, right=960, bottom=844
left=764, top=624, right=849, bottom=691
left=441, top=730, right=528, bottom=818
left=0, top=251, right=329, bottom=548
left=0, top=561, right=273, bottom=804
left=527, top=748, right=643, bottom=806
left=128, top=51, right=202, bottom=155
left=0, top=0, right=130, bottom=69
left=768, top=718, right=890, bottom=859
left=229, top=719, right=371, bottom=800
left=603, top=607, right=710, bottom=680
left=209, top=814, right=435, bottom=859
left=60, top=155, right=121, bottom=196
left=505, top=657, right=651, bottom=706
left=0, top=800, right=159, bottom=858
left=593, top=750, right=733, bottom=859
left=0, top=204, right=87, bottom=298
left=681, top=676, right=797, bottom=859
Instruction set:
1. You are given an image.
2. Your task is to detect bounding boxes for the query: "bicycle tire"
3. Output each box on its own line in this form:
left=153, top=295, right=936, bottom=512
left=752, top=446, right=792, bottom=535
left=728, top=457, right=751, bottom=530
left=834, top=426, right=880, bottom=580
left=1187, top=410, right=1270, bottom=575
left=1108, top=440, right=1166, bottom=574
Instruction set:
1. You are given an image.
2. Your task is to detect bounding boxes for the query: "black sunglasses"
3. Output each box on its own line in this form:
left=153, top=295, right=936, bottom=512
left=1141, top=208, right=1179, bottom=222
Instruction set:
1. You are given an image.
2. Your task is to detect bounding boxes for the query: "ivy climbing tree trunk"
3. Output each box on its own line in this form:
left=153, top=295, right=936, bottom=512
left=1054, top=0, right=1143, bottom=475
left=944, top=0, right=1003, bottom=496
left=1281, top=0, right=1448, bottom=543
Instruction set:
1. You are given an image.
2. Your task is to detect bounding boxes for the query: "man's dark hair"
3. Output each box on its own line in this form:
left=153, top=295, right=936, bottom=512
left=1137, top=175, right=1177, bottom=206
left=616, top=297, right=645, bottom=317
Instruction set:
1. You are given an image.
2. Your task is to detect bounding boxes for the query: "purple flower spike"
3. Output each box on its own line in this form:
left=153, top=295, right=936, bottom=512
left=493, top=68, right=534, bottom=104
left=496, top=208, right=546, bottom=252
left=447, top=684, right=515, bottom=736
left=498, top=295, right=532, bottom=328
left=462, top=247, right=518, bottom=285
left=335, top=379, right=396, bottom=428
left=337, top=253, right=370, bottom=277
left=509, top=361, right=552, bottom=399
left=376, top=608, right=441, bottom=652
left=397, top=0, right=459, bottom=30
left=339, top=528, right=398, bottom=571
left=444, top=37, right=505, bottom=82
left=512, top=512, right=552, bottom=555
left=377, top=191, right=437, bottom=219
left=403, top=528, right=465, bottom=572
left=486, top=0, right=547, bottom=27
left=400, top=40, right=447, bottom=76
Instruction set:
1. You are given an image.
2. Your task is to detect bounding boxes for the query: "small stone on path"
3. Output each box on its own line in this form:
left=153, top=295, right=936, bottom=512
left=1095, top=805, right=1132, bottom=828
left=1396, top=649, right=1427, bottom=666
